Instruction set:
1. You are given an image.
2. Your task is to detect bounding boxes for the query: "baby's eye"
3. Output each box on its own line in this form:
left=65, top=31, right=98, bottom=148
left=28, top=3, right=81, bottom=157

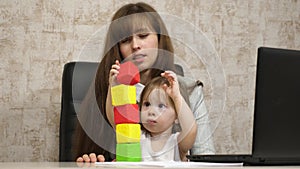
left=143, top=101, right=150, bottom=107
left=158, top=103, right=166, bottom=109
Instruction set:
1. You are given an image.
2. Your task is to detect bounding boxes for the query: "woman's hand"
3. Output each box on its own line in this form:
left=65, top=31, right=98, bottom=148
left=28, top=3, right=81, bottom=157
left=76, top=153, right=116, bottom=167
left=109, top=60, right=121, bottom=87
left=161, top=70, right=181, bottom=101
left=76, top=153, right=105, bottom=163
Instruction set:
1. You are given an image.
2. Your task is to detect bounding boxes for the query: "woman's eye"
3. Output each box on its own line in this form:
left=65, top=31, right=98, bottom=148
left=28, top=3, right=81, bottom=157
left=138, top=33, right=149, bottom=39
left=143, top=101, right=150, bottom=107
left=121, top=37, right=132, bottom=43
left=158, top=103, right=166, bottom=109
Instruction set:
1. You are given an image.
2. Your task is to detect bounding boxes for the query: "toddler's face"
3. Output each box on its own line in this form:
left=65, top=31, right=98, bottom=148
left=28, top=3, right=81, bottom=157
left=140, top=88, right=176, bottom=136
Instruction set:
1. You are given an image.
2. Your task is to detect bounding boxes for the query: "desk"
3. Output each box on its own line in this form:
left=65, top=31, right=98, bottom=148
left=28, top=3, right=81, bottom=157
left=0, top=162, right=300, bottom=169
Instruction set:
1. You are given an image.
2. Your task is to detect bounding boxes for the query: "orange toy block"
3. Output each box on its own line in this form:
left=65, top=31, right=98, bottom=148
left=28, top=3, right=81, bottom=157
left=117, top=61, right=140, bottom=85
left=114, top=104, right=139, bottom=124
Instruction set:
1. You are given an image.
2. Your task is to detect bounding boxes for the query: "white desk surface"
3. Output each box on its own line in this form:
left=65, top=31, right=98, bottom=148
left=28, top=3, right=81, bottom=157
left=0, top=162, right=300, bottom=169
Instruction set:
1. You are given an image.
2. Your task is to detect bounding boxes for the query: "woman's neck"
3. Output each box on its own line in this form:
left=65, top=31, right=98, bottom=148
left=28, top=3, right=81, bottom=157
left=140, top=70, right=151, bottom=85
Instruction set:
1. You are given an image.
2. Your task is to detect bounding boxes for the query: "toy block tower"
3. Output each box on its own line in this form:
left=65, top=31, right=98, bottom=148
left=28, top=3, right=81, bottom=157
left=111, top=61, right=142, bottom=162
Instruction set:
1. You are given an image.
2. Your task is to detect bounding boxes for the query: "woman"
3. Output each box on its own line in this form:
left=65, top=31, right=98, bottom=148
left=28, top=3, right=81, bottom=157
left=74, top=2, right=215, bottom=162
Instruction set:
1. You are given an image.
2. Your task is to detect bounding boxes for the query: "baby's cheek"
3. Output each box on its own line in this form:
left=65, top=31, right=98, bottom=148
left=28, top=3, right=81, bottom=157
left=140, top=111, right=147, bottom=122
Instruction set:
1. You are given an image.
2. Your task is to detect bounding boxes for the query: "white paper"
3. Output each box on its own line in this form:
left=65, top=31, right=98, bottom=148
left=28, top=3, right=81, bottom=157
left=95, top=161, right=243, bottom=168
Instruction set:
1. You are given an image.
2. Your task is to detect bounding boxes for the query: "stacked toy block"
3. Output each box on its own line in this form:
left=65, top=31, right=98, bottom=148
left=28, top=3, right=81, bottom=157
left=111, top=61, right=142, bottom=162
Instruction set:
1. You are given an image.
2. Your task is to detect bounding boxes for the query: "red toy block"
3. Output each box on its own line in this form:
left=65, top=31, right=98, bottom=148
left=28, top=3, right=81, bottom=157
left=117, top=61, right=140, bottom=85
left=114, top=104, right=139, bottom=124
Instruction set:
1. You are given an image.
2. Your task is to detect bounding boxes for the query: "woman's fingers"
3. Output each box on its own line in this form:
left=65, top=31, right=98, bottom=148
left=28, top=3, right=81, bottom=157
left=110, top=64, right=120, bottom=76
left=76, top=154, right=106, bottom=163
left=109, top=60, right=121, bottom=86
left=89, top=153, right=97, bottom=163
left=76, top=157, right=84, bottom=162
left=82, top=154, right=90, bottom=162
left=115, top=60, right=120, bottom=65
left=110, top=60, right=120, bottom=75
left=97, top=155, right=105, bottom=162
left=111, top=64, right=120, bottom=70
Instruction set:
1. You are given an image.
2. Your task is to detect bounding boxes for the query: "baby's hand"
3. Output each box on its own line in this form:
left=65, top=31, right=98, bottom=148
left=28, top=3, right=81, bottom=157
left=109, top=60, right=120, bottom=87
left=161, top=70, right=181, bottom=101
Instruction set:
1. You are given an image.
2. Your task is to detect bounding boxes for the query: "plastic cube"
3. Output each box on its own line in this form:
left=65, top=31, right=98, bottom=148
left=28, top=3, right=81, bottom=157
left=116, top=123, right=141, bottom=143
left=114, top=104, right=139, bottom=124
left=116, top=143, right=141, bottom=162
left=111, top=84, right=136, bottom=106
left=117, top=61, right=140, bottom=85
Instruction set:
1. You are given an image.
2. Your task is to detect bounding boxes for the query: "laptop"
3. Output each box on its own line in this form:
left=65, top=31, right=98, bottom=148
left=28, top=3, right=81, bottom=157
left=187, top=47, right=300, bottom=165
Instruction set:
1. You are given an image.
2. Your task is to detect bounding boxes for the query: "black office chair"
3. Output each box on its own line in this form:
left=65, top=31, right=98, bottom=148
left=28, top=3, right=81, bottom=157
left=59, top=61, right=184, bottom=161
left=59, top=62, right=99, bottom=161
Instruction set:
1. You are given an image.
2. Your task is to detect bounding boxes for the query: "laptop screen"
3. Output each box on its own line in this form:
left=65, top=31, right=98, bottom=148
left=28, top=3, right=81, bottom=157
left=253, top=47, right=300, bottom=159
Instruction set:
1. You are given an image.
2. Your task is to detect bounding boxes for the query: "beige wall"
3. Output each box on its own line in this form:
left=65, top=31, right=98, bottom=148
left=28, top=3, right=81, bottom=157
left=0, top=0, right=299, bottom=162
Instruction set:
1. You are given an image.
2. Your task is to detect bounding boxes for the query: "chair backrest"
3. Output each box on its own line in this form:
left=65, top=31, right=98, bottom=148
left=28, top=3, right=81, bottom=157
left=59, top=62, right=98, bottom=161
left=59, top=61, right=184, bottom=161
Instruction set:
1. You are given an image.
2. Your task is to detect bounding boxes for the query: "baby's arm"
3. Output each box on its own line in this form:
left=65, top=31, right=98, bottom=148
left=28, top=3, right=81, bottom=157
left=106, top=60, right=120, bottom=128
left=161, top=71, right=197, bottom=160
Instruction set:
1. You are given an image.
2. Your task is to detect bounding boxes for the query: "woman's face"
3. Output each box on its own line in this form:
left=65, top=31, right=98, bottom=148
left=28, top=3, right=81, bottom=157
left=141, top=88, right=176, bottom=137
left=119, top=28, right=158, bottom=71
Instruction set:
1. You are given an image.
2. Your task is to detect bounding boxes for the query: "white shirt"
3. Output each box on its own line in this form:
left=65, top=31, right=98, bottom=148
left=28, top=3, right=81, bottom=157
left=140, top=132, right=181, bottom=161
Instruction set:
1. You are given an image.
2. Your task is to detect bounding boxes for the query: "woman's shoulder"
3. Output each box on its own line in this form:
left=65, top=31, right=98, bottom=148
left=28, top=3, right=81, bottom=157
left=177, top=75, right=205, bottom=110
left=177, top=75, right=204, bottom=92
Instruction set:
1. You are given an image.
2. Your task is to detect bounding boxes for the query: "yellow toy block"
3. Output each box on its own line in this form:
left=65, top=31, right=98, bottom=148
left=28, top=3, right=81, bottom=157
left=116, top=124, right=141, bottom=143
left=111, top=84, right=136, bottom=106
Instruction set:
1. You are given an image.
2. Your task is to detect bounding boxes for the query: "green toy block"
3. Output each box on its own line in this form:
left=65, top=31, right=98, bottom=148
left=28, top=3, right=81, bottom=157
left=116, top=143, right=142, bottom=162
left=111, top=84, right=136, bottom=106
